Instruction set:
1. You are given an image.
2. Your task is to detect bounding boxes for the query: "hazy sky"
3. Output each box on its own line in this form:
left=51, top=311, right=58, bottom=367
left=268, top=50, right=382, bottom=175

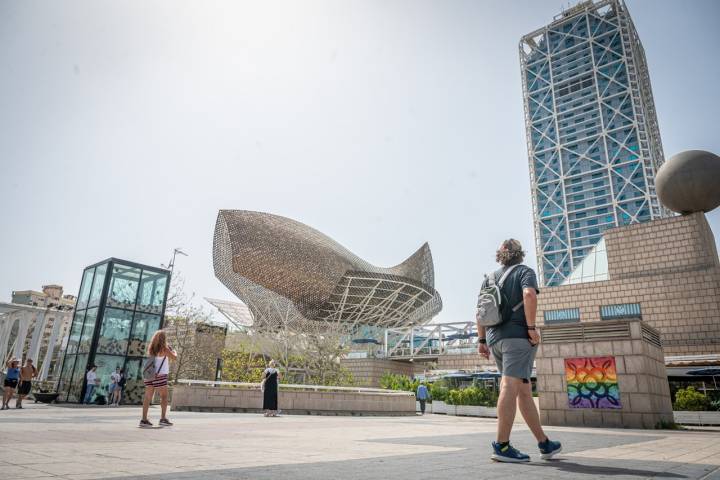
left=1, top=0, right=719, bottom=324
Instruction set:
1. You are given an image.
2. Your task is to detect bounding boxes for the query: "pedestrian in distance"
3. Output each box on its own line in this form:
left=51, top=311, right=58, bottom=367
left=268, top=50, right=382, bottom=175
left=83, top=365, right=98, bottom=404
left=261, top=360, right=280, bottom=417
left=2, top=358, right=21, bottom=410
left=139, top=330, right=176, bottom=428
left=16, top=358, right=38, bottom=409
left=476, top=239, right=562, bottom=463
left=416, top=382, right=429, bottom=415
left=108, top=367, right=121, bottom=407
left=111, top=368, right=125, bottom=406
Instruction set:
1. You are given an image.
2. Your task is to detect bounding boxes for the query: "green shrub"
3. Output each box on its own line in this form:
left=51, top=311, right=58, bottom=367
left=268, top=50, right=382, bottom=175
left=654, top=419, right=683, bottom=430
left=379, top=373, right=419, bottom=393
left=430, top=382, right=449, bottom=402
left=673, top=387, right=711, bottom=411
left=445, top=386, right=498, bottom=407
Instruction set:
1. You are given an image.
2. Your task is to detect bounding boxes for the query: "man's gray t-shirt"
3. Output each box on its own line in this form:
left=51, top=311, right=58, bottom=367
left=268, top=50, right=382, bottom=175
left=482, top=264, right=539, bottom=346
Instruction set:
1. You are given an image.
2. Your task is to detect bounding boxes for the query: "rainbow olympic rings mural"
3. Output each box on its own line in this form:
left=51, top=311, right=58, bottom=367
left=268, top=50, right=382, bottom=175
left=565, top=356, right=621, bottom=409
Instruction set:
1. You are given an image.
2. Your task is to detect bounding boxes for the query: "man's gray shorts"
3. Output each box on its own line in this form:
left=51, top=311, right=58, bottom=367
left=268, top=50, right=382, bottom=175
left=490, top=338, right=538, bottom=381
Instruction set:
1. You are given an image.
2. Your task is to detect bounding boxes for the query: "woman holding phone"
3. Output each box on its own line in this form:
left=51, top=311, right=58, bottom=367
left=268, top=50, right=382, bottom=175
left=139, top=330, right=176, bottom=428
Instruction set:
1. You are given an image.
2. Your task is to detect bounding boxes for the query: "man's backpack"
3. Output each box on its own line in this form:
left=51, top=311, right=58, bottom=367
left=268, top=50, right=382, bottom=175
left=142, top=356, right=165, bottom=382
left=476, top=264, right=525, bottom=327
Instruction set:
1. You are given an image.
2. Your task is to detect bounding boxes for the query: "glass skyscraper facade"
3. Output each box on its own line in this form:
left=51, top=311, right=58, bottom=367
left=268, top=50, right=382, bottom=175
left=58, top=259, right=170, bottom=404
left=520, top=0, right=666, bottom=286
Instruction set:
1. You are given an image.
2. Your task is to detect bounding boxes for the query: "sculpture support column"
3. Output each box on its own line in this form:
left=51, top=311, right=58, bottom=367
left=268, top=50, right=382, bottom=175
left=27, top=311, right=48, bottom=364
left=0, top=315, right=16, bottom=363
left=13, top=312, right=32, bottom=360
left=40, top=313, right=67, bottom=381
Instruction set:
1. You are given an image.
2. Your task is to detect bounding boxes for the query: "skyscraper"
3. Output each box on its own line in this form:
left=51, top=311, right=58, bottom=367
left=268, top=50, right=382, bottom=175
left=520, top=0, right=666, bottom=286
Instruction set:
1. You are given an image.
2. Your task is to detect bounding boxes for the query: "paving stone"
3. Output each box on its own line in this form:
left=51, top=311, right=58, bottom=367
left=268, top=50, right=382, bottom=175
left=0, top=403, right=718, bottom=480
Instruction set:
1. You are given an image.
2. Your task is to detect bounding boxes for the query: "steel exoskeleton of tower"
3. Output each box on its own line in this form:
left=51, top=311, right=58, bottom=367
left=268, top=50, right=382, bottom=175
left=520, top=0, right=667, bottom=287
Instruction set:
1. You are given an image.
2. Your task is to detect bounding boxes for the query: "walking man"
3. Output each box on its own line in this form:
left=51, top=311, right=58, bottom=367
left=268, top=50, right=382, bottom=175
left=416, top=382, right=429, bottom=415
left=16, top=358, right=37, bottom=408
left=477, top=239, right=561, bottom=462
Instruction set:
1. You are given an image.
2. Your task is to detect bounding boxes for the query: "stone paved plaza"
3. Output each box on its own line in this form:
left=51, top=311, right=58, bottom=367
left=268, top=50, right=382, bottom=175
left=1, top=403, right=720, bottom=480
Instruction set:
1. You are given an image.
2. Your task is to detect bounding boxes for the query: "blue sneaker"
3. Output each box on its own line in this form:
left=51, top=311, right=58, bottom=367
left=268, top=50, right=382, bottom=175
left=491, top=442, right=530, bottom=463
left=538, top=438, right=562, bottom=460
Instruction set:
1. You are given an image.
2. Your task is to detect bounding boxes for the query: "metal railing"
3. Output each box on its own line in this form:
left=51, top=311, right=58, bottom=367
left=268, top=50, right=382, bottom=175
left=175, top=379, right=413, bottom=396
left=384, top=321, right=478, bottom=359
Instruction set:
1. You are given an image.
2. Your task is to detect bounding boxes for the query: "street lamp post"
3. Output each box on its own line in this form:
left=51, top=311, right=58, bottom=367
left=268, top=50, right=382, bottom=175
left=162, top=248, right=188, bottom=275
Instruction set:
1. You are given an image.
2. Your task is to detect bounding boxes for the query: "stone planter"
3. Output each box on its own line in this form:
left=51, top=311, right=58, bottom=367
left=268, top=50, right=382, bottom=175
left=415, top=401, right=434, bottom=413
left=432, top=400, right=448, bottom=414
left=450, top=405, right=498, bottom=418
left=172, top=381, right=416, bottom=416
left=674, top=411, right=720, bottom=426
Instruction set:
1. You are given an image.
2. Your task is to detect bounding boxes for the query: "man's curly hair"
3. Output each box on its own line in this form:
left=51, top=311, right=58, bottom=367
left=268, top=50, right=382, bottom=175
left=496, top=239, right=525, bottom=266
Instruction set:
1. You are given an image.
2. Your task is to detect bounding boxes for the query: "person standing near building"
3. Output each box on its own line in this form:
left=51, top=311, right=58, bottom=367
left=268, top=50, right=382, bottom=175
left=416, top=382, right=429, bottom=415
left=16, top=358, right=37, bottom=408
left=477, top=239, right=562, bottom=463
left=84, top=365, right=98, bottom=404
left=140, top=330, right=176, bottom=428
left=111, top=368, right=125, bottom=406
left=2, top=358, right=20, bottom=410
left=107, top=367, right=121, bottom=407
left=261, top=360, right=280, bottom=417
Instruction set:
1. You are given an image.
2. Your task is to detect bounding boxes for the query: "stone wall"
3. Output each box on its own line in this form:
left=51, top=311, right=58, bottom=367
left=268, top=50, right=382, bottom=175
left=536, top=319, right=673, bottom=429
left=537, top=213, right=720, bottom=356
left=434, top=353, right=495, bottom=371
left=341, top=358, right=421, bottom=387
left=172, top=383, right=415, bottom=416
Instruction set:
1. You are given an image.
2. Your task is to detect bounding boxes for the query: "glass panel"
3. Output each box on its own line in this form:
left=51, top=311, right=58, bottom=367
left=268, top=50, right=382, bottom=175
left=92, top=354, right=125, bottom=404
left=88, top=263, right=108, bottom=308
left=595, top=244, right=608, bottom=277
left=66, top=311, right=85, bottom=354
left=137, top=271, right=168, bottom=314
left=67, top=354, right=89, bottom=403
left=97, top=308, right=133, bottom=356
left=77, top=308, right=98, bottom=354
left=544, top=308, right=580, bottom=324
left=123, top=358, right=145, bottom=405
left=600, top=303, right=641, bottom=320
left=128, top=312, right=161, bottom=357
left=58, top=354, right=76, bottom=400
left=76, top=268, right=95, bottom=310
left=107, top=264, right=141, bottom=310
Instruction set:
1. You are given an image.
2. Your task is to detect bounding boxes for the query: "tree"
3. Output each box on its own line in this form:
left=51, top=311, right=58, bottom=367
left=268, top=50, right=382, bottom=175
left=673, top=386, right=711, bottom=411
left=163, top=272, right=226, bottom=383
left=221, top=329, right=354, bottom=386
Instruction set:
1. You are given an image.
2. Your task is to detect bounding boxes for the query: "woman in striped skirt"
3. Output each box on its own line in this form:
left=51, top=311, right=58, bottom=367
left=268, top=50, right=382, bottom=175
left=140, top=330, right=176, bottom=428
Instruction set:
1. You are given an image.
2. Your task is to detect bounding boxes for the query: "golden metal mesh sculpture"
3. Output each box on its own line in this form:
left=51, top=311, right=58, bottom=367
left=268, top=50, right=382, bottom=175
left=213, top=210, right=442, bottom=334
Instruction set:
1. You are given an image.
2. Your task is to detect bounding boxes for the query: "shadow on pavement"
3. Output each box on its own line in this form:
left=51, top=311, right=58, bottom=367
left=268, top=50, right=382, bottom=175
left=533, top=458, right=687, bottom=478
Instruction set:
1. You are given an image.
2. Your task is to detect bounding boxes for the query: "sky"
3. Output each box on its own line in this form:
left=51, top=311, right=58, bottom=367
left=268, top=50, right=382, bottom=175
left=1, top=0, right=719, bottom=325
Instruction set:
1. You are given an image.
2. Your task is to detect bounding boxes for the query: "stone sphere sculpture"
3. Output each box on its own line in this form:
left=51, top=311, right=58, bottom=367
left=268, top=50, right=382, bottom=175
left=656, top=150, right=720, bottom=214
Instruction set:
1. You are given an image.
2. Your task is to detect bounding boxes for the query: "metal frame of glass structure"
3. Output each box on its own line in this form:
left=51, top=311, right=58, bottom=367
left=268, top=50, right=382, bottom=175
left=520, top=0, right=667, bottom=286
left=57, top=258, right=170, bottom=404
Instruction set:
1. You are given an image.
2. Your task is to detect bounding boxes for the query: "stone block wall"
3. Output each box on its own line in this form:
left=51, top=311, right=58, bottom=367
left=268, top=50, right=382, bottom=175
left=341, top=358, right=423, bottom=387
left=172, top=384, right=416, bottom=416
left=434, top=353, right=495, bottom=371
left=537, top=319, right=673, bottom=429
left=537, top=213, right=720, bottom=356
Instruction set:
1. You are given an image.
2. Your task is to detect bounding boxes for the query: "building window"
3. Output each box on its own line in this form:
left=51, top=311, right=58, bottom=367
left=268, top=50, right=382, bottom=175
left=600, top=303, right=642, bottom=320
left=544, top=308, right=580, bottom=324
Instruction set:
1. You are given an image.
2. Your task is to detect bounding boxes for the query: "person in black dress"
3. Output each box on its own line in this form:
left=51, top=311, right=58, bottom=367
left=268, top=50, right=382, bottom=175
left=261, top=360, right=280, bottom=417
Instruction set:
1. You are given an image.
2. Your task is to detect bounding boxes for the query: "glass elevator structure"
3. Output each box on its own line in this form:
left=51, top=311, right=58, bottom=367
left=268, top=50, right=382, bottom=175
left=57, top=259, right=170, bottom=404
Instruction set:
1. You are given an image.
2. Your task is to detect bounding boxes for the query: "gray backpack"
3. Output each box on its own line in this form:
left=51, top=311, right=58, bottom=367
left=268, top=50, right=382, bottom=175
left=142, top=356, right=165, bottom=382
left=476, top=264, right=524, bottom=327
